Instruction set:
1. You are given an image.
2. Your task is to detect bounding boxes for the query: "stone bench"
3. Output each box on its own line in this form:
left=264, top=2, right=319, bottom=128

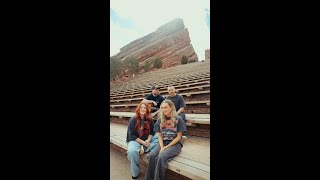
left=110, top=100, right=210, bottom=109
left=110, top=123, right=210, bottom=180
left=109, top=90, right=210, bottom=104
left=185, top=100, right=210, bottom=106
left=110, top=76, right=209, bottom=91
left=110, top=79, right=210, bottom=97
left=110, top=111, right=210, bottom=125
left=110, top=85, right=211, bottom=100
left=115, top=78, right=210, bottom=96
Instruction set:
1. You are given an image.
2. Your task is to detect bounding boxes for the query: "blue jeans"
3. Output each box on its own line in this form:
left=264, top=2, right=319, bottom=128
left=127, top=133, right=159, bottom=177
left=145, top=133, right=159, bottom=153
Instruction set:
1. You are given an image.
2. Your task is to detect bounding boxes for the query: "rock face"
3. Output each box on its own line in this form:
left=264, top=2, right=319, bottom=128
left=112, top=18, right=198, bottom=69
left=205, top=49, right=210, bottom=61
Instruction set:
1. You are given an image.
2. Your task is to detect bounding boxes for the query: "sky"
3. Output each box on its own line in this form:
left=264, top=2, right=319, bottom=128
left=110, top=0, right=210, bottom=61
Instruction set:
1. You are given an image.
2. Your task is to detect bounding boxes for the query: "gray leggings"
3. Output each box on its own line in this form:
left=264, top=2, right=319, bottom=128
left=145, top=142, right=182, bottom=180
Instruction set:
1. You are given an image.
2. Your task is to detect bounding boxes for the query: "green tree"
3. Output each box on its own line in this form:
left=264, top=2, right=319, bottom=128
left=153, top=58, right=162, bottom=68
left=144, top=60, right=151, bottom=71
left=110, top=57, right=123, bottom=80
left=181, top=55, right=188, bottom=64
left=124, top=57, right=139, bottom=74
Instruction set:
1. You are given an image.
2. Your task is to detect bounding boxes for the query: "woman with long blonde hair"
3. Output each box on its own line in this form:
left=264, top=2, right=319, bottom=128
left=145, top=99, right=187, bottom=180
left=126, top=102, right=158, bottom=180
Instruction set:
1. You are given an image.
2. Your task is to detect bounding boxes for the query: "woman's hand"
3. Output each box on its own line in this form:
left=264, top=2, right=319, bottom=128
left=159, top=146, right=167, bottom=154
left=145, top=137, right=152, bottom=146
left=144, top=142, right=150, bottom=147
left=141, top=140, right=149, bottom=147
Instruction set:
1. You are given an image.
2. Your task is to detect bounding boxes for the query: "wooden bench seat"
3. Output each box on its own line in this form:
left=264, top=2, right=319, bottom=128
left=110, top=104, right=138, bottom=108
left=182, top=90, right=210, bottom=97
left=110, top=61, right=210, bottom=89
left=166, top=78, right=210, bottom=86
left=110, top=85, right=211, bottom=100
left=110, top=79, right=210, bottom=97
left=119, top=83, right=208, bottom=96
left=110, top=100, right=209, bottom=109
left=109, top=90, right=210, bottom=104
left=178, top=81, right=210, bottom=87
left=110, top=123, right=210, bottom=180
left=110, top=111, right=210, bottom=125
left=110, top=97, right=143, bottom=103
left=185, top=100, right=210, bottom=105
left=176, top=84, right=210, bottom=92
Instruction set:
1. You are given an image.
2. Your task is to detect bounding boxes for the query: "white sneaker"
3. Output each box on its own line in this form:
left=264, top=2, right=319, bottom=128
left=182, top=136, right=187, bottom=141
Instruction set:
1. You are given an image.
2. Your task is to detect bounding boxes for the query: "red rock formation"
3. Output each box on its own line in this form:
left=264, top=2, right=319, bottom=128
left=111, top=18, right=198, bottom=70
left=205, top=49, right=210, bottom=61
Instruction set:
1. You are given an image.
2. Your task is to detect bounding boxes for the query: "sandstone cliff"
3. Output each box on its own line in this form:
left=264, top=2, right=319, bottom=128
left=205, top=49, right=210, bottom=61
left=111, top=18, right=198, bottom=70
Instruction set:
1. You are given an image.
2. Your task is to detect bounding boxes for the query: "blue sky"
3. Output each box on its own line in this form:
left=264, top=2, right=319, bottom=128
left=110, top=0, right=210, bottom=61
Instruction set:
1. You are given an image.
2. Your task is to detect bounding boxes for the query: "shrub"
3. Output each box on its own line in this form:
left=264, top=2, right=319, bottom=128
left=144, top=60, right=151, bottom=71
left=124, top=57, right=139, bottom=74
left=181, top=55, right=188, bottom=64
left=110, top=57, right=123, bottom=80
left=154, top=58, right=162, bottom=68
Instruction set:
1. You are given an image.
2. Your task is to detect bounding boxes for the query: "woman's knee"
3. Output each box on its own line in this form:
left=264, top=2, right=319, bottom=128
left=156, top=153, right=168, bottom=162
left=127, top=147, right=139, bottom=158
left=128, top=148, right=139, bottom=156
left=147, top=151, right=158, bottom=160
left=150, top=151, right=158, bottom=157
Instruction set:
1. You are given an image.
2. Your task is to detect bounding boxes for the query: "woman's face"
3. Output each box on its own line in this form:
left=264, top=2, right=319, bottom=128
left=140, top=104, right=147, bottom=116
left=161, top=102, right=171, bottom=116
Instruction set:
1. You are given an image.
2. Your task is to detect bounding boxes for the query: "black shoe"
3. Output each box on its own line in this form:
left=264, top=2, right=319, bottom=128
left=132, top=175, right=138, bottom=180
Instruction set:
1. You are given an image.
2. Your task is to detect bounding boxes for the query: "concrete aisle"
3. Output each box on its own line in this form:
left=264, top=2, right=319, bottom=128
left=110, top=147, right=146, bottom=180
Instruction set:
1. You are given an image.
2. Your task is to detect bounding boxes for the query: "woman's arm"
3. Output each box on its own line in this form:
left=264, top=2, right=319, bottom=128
left=128, top=117, right=139, bottom=142
left=135, top=138, right=143, bottom=144
left=146, top=134, right=153, bottom=142
left=145, top=119, right=155, bottom=144
left=158, top=132, right=164, bottom=148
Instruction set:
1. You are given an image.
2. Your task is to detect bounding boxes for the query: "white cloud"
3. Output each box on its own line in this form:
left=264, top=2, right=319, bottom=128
left=110, top=0, right=210, bottom=60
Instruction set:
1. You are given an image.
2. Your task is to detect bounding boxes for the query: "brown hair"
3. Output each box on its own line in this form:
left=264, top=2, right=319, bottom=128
left=134, top=102, right=152, bottom=136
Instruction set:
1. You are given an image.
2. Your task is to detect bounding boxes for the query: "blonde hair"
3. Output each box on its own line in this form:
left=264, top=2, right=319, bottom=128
left=159, top=99, right=177, bottom=129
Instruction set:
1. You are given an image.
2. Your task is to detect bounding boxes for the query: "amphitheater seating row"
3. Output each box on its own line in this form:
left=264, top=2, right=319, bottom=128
left=110, top=85, right=210, bottom=100
left=110, top=77, right=210, bottom=96
left=110, top=70, right=209, bottom=90
left=110, top=111, right=210, bottom=125
left=110, top=90, right=210, bottom=103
